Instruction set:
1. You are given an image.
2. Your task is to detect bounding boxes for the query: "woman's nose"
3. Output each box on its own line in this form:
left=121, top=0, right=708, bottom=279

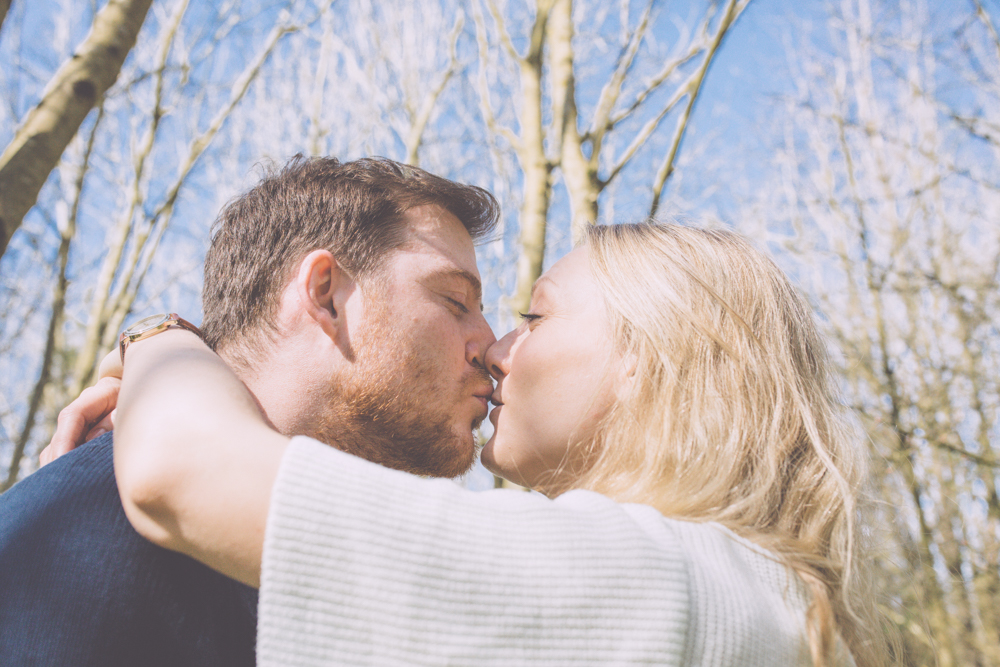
left=485, top=329, right=516, bottom=381
left=466, top=311, right=497, bottom=369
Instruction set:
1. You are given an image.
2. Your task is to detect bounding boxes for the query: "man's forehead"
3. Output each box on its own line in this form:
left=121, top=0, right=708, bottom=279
left=395, top=205, right=480, bottom=277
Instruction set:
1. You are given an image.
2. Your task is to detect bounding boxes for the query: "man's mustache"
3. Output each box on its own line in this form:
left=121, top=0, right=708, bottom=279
left=465, top=362, right=494, bottom=391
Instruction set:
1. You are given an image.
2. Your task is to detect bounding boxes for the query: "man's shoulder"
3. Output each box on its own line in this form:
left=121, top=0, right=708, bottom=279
left=0, top=433, right=123, bottom=544
left=0, top=433, right=145, bottom=595
left=0, top=433, right=259, bottom=666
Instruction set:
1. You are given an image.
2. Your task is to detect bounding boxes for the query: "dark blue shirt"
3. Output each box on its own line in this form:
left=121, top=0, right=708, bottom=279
left=0, top=434, right=257, bottom=666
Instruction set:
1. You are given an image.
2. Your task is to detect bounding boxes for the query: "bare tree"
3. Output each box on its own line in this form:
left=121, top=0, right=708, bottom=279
left=743, top=0, right=1000, bottom=662
left=0, top=108, right=103, bottom=493
left=67, top=2, right=301, bottom=395
left=469, top=0, right=749, bottom=487
left=0, top=0, right=307, bottom=486
left=474, top=0, right=749, bottom=317
left=0, top=0, right=154, bottom=260
left=1, top=0, right=754, bottom=498
left=232, top=0, right=470, bottom=169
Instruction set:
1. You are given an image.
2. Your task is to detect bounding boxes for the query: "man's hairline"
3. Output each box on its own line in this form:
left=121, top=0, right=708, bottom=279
left=211, top=203, right=486, bottom=362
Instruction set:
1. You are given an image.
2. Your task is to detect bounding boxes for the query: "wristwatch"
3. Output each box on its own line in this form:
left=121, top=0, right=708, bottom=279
left=119, top=313, right=201, bottom=364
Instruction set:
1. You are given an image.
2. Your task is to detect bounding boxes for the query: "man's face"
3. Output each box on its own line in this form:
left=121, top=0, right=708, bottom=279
left=309, top=205, right=496, bottom=478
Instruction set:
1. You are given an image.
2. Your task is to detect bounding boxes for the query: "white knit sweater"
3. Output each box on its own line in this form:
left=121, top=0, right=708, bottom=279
left=257, top=436, right=824, bottom=666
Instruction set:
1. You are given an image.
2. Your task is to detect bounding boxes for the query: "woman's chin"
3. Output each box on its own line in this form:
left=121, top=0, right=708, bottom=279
left=479, top=437, right=525, bottom=487
left=479, top=436, right=499, bottom=475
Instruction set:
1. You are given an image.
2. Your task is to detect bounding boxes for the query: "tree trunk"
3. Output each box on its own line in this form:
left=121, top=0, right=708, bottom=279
left=2, top=108, right=101, bottom=493
left=0, top=0, right=153, bottom=261
left=509, top=3, right=551, bottom=317
left=547, top=0, right=599, bottom=244
left=69, top=9, right=292, bottom=394
left=934, top=471, right=976, bottom=665
left=973, top=474, right=1000, bottom=664
left=899, top=458, right=956, bottom=667
left=2, top=254, right=65, bottom=493
left=0, top=0, right=11, bottom=37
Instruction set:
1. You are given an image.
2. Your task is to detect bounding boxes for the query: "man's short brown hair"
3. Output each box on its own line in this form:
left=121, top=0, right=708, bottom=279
left=201, top=156, right=499, bottom=364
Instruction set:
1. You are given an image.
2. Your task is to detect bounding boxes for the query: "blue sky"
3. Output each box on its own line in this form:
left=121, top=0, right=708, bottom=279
left=1, top=0, right=994, bottom=469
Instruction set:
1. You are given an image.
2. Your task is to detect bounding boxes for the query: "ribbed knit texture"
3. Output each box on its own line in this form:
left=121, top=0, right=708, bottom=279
left=0, top=433, right=258, bottom=666
left=258, top=437, right=819, bottom=666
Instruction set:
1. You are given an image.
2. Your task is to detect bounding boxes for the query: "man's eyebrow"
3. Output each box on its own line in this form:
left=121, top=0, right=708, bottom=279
left=437, top=268, right=483, bottom=302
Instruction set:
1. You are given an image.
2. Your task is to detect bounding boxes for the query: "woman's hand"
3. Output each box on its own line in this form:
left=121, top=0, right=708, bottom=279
left=40, top=350, right=125, bottom=466
left=114, top=329, right=289, bottom=588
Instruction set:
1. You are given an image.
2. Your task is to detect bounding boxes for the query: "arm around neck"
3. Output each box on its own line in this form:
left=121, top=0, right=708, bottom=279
left=114, top=329, right=289, bottom=588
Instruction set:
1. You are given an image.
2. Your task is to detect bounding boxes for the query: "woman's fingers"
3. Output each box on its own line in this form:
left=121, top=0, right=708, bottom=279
left=84, top=410, right=116, bottom=441
left=40, top=377, right=122, bottom=466
left=98, top=348, right=124, bottom=380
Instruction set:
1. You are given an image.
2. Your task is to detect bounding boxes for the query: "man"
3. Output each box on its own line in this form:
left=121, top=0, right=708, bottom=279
left=0, top=156, right=499, bottom=665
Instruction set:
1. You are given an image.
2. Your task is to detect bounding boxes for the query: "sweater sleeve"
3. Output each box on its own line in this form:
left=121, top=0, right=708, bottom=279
left=257, top=436, right=690, bottom=667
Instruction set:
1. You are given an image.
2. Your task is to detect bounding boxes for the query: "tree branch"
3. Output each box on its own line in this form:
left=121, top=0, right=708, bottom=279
left=100, top=17, right=299, bottom=358
left=949, top=111, right=1000, bottom=147
left=931, top=439, right=1000, bottom=469
left=973, top=0, right=1000, bottom=65
left=71, top=0, right=191, bottom=394
left=605, top=73, right=689, bottom=184
left=2, top=105, right=103, bottom=493
left=0, top=0, right=154, bottom=261
left=483, top=0, right=526, bottom=65
left=650, top=0, right=746, bottom=215
left=405, top=13, right=464, bottom=166
left=605, top=8, right=714, bottom=131
left=585, top=0, right=654, bottom=145
left=472, top=0, right=520, bottom=150
left=308, top=2, right=336, bottom=156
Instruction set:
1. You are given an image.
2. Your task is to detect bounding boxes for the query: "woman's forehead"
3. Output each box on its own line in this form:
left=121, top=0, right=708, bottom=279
left=535, top=247, right=591, bottom=290
left=532, top=248, right=603, bottom=314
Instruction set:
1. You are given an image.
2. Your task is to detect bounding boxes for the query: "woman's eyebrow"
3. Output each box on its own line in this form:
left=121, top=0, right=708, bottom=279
left=530, top=275, right=554, bottom=299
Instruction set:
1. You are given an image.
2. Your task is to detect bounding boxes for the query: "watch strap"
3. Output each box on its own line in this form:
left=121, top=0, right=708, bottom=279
left=119, top=313, right=201, bottom=364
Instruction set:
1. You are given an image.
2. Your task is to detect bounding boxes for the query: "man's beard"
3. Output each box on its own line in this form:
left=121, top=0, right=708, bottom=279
left=303, top=305, right=491, bottom=479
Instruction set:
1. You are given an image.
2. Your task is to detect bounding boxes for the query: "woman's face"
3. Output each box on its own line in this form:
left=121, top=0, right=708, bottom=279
left=481, top=245, right=620, bottom=493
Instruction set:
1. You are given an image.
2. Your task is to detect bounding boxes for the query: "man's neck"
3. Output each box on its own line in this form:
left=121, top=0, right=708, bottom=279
left=218, top=347, right=305, bottom=437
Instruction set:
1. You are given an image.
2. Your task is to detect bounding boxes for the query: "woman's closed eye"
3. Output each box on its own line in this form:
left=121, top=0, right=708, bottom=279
left=518, top=311, right=542, bottom=324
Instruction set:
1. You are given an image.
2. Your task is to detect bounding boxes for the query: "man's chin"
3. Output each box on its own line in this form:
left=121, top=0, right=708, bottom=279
left=438, top=427, right=478, bottom=479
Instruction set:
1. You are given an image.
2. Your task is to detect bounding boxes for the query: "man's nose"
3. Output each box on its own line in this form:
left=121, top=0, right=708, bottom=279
left=484, top=328, right=515, bottom=381
left=466, top=312, right=496, bottom=370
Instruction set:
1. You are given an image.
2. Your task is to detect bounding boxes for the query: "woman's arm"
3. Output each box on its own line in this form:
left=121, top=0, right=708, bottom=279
left=114, top=329, right=289, bottom=587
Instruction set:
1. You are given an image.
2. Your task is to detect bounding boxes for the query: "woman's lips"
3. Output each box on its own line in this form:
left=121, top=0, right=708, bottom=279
left=489, top=404, right=502, bottom=425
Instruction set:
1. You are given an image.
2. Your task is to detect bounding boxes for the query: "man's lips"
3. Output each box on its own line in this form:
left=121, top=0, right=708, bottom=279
left=473, top=386, right=494, bottom=414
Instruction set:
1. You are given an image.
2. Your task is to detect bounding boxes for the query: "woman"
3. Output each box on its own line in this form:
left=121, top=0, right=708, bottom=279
left=81, top=223, right=889, bottom=665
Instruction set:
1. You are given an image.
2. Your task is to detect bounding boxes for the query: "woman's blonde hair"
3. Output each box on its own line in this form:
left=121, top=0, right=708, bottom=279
left=574, top=222, right=891, bottom=667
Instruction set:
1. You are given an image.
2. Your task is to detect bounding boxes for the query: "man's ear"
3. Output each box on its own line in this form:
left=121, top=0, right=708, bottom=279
left=294, top=249, right=352, bottom=341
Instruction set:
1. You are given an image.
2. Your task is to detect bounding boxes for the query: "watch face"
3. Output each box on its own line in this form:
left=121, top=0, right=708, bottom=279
left=124, top=313, right=171, bottom=336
